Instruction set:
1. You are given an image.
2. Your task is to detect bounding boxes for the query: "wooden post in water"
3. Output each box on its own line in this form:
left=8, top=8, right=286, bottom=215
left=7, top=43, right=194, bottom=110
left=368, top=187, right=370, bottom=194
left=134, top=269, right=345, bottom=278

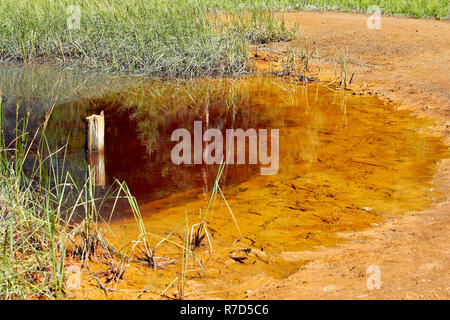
left=86, top=111, right=105, bottom=153
left=87, top=151, right=105, bottom=188
left=86, top=111, right=105, bottom=188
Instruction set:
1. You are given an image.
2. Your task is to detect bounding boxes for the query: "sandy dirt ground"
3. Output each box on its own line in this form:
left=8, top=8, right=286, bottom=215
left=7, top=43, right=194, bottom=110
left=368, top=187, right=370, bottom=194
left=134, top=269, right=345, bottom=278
left=247, top=11, right=450, bottom=299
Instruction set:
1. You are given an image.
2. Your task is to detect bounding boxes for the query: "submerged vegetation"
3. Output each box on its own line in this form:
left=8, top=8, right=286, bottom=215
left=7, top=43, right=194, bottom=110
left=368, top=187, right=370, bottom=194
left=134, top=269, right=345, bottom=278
left=0, top=93, right=239, bottom=299
left=1, top=74, right=448, bottom=299
left=0, top=98, right=121, bottom=298
left=0, top=101, right=69, bottom=298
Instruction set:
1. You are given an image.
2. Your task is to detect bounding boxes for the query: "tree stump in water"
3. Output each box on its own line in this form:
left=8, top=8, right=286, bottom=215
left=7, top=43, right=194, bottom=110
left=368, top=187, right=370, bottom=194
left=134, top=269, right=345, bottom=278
left=86, top=111, right=105, bottom=188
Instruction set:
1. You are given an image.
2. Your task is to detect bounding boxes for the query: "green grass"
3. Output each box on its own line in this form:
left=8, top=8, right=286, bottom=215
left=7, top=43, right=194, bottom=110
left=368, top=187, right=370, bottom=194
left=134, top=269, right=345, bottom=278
left=0, top=76, right=243, bottom=299
left=0, top=98, right=136, bottom=299
left=1, top=1, right=445, bottom=78
left=0, top=101, right=66, bottom=299
left=0, top=0, right=447, bottom=79
left=212, top=0, right=449, bottom=19
left=0, top=0, right=296, bottom=78
left=0, top=98, right=212, bottom=299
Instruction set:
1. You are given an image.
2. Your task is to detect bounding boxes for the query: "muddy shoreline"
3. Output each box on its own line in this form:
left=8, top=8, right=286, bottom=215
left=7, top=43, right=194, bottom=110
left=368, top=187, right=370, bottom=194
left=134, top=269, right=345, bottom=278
left=68, top=12, right=449, bottom=300
left=246, top=11, right=450, bottom=299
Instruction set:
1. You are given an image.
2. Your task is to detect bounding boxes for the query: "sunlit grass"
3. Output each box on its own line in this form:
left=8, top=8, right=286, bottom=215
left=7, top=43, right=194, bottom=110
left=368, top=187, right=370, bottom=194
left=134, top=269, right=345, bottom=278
left=0, top=0, right=447, bottom=79
left=207, top=0, right=449, bottom=19
left=0, top=99, right=137, bottom=299
left=0, top=0, right=297, bottom=78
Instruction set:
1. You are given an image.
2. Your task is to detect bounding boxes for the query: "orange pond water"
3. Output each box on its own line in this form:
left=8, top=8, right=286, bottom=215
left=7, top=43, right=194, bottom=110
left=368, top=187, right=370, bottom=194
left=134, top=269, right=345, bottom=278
left=49, top=76, right=447, bottom=299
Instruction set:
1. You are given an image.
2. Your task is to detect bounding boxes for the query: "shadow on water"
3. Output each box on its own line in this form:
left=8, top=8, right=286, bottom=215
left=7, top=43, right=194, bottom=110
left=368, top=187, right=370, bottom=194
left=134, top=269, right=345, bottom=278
left=48, top=78, right=266, bottom=207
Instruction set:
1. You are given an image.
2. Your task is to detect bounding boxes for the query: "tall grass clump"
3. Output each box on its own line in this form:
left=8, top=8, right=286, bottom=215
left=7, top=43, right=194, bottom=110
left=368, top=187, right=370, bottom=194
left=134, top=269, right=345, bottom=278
left=0, top=101, right=66, bottom=299
left=0, top=0, right=245, bottom=77
left=223, top=9, right=298, bottom=44
left=0, top=0, right=447, bottom=78
left=210, top=0, right=449, bottom=19
left=0, top=0, right=299, bottom=78
left=0, top=98, right=128, bottom=299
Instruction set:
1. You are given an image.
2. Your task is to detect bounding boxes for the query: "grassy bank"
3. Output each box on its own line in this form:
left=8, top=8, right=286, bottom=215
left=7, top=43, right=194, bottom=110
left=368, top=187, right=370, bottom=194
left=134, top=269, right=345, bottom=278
left=215, top=0, right=449, bottom=19
left=0, top=96, right=231, bottom=299
left=1, top=1, right=446, bottom=78
left=0, top=0, right=296, bottom=77
left=0, top=98, right=138, bottom=299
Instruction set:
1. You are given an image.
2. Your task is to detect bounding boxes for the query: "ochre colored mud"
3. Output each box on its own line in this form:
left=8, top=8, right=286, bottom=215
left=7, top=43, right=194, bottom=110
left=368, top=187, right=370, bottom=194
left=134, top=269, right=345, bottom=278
left=248, top=12, right=450, bottom=300
left=66, top=76, right=447, bottom=299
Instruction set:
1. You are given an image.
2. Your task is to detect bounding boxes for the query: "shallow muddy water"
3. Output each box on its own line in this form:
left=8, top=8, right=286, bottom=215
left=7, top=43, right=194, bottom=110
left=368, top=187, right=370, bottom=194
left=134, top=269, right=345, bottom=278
left=1, top=67, right=448, bottom=299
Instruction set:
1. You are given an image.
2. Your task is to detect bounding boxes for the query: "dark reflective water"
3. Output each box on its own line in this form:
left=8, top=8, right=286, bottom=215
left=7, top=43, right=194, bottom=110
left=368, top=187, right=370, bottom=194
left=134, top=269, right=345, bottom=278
left=1, top=66, right=447, bottom=224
